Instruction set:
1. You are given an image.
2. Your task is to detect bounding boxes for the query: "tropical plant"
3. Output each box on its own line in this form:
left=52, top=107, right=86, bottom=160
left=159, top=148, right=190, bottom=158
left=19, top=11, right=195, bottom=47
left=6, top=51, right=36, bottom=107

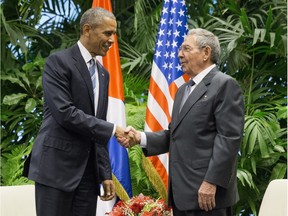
left=1, top=56, right=45, bottom=185
left=1, top=1, right=287, bottom=216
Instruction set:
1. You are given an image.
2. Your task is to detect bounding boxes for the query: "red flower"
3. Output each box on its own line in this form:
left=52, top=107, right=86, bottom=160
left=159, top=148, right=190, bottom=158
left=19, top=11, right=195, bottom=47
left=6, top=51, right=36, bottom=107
left=130, top=202, right=143, bottom=214
left=107, top=194, right=172, bottom=216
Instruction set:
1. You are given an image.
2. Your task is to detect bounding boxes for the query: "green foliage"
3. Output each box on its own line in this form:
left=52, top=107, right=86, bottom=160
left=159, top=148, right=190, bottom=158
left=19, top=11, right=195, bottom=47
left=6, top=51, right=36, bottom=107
left=1, top=56, right=45, bottom=185
left=0, top=1, right=287, bottom=215
left=125, top=103, right=158, bottom=198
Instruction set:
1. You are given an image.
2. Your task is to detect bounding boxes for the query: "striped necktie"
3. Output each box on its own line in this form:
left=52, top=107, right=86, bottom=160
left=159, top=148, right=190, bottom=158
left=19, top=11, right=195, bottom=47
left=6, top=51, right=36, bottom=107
left=89, top=59, right=96, bottom=90
left=179, top=79, right=195, bottom=112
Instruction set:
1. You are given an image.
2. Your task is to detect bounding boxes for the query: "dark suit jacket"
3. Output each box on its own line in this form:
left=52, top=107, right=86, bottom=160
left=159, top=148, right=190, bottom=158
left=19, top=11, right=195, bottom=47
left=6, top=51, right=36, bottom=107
left=26, top=44, right=114, bottom=194
left=144, top=67, right=244, bottom=210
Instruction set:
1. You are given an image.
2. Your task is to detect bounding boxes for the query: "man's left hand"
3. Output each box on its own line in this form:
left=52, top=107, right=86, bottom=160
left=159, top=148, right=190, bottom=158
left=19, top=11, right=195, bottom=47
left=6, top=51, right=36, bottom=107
left=100, top=180, right=115, bottom=201
left=198, top=181, right=216, bottom=211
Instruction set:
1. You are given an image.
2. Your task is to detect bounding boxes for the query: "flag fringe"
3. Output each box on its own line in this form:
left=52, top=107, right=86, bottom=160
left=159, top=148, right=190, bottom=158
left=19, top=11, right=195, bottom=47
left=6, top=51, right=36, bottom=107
left=112, top=174, right=130, bottom=201
left=141, top=153, right=168, bottom=202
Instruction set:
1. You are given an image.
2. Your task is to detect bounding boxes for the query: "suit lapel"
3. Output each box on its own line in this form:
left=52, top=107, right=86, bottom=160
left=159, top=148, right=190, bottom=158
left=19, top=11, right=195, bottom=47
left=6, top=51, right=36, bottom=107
left=172, top=67, right=218, bottom=132
left=95, top=61, right=107, bottom=118
left=71, top=45, right=95, bottom=107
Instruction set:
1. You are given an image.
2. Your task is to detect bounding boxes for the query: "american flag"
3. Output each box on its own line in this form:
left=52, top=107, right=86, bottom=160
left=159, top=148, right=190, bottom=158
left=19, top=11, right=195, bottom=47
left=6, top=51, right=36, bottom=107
left=144, top=0, right=188, bottom=199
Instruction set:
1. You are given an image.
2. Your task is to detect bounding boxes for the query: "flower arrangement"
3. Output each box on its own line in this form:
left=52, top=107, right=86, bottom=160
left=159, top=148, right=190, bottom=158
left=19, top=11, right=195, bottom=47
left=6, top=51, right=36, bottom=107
left=106, top=193, right=172, bottom=216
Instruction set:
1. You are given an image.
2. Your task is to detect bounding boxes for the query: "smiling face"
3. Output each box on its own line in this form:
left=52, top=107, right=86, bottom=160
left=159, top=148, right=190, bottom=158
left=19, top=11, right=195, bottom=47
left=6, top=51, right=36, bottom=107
left=80, top=17, right=117, bottom=57
left=178, top=34, right=211, bottom=77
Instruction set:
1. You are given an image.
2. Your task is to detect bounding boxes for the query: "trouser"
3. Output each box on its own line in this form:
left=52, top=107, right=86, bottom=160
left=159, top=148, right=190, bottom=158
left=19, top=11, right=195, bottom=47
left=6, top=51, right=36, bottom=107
left=171, top=188, right=232, bottom=216
left=35, top=155, right=97, bottom=216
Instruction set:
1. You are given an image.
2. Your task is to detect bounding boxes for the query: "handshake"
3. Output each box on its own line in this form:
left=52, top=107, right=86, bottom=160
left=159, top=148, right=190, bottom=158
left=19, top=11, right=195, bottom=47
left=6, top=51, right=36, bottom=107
left=115, top=126, right=141, bottom=148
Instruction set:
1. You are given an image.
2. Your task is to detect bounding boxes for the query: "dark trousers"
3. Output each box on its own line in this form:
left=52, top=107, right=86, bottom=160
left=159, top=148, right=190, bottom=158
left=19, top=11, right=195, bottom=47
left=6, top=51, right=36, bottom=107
left=171, top=190, right=232, bottom=216
left=173, top=205, right=232, bottom=216
left=35, top=155, right=97, bottom=216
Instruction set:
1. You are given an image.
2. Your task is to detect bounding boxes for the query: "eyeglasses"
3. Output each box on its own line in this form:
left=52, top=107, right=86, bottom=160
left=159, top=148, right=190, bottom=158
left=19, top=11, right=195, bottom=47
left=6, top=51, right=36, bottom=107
left=178, top=45, right=205, bottom=53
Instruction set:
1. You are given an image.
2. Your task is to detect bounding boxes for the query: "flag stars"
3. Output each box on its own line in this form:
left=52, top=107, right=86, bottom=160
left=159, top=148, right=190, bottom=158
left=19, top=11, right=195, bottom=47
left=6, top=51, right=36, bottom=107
left=185, top=23, right=189, bottom=30
left=162, top=7, right=168, bottom=15
left=164, top=52, right=169, bottom=59
left=170, top=7, right=176, bottom=14
left=176, top=64, right=182, bottom=71
left=159, top=29, right=165, bottom=37
left=169, top=18, right=174, bottom=25
left=176, top=19, right=182, bottom=27
left=167, top=30, right=172, bottom=36
left=155, top=50, right=161, bottom=58
left=173, top=30, right=180, bottom=37
left=163, top=62, right=168, bottom=69
left=169, top=62, right=173, bottom=69
left=172, top=40, right=178, bottom=48
left=170, top=51, right=176, bottom=58
left=157, top=40, right=163, bottom=47
left=165, top=40, right=170, bottom=47
left=160, top=18, right=167, bottom=26
left=168, top=73, right=172, bottom=80
left=178, top=9, right=185, bottom=17
left=180, top=0, right=186, bottom=6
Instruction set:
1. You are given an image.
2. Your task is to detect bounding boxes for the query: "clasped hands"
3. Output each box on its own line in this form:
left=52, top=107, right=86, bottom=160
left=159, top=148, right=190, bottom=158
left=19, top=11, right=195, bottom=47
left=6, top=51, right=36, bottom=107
left=115, top=126, right=140, bottom=148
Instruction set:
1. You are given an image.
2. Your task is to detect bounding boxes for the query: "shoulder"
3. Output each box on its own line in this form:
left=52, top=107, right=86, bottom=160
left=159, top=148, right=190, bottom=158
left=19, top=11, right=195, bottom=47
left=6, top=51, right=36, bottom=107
left=48, top=45, right=76, bottom=59
left=213, top=71, right=240, bottom=86
left=46, top=45, right=79, bottom=66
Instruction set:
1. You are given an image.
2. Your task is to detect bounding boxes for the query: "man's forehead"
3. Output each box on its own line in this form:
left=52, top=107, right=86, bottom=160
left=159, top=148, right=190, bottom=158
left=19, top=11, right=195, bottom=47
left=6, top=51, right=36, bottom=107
left=182, top=35, right=196, bottom=44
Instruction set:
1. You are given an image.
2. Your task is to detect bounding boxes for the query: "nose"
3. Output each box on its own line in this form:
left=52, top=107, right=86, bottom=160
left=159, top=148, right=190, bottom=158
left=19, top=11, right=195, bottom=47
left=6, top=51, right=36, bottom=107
left=178, top=49, right=183, bottom=58
left=108, top=35, right=115, bottom=43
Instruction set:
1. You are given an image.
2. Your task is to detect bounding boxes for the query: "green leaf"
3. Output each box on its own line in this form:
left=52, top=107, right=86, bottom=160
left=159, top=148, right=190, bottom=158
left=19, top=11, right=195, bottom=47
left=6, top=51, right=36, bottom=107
left=269, top=163, right=287, bottom=180
left=3, top=93, right=27, bottom=105
left=269, top=32, right=275, bottom=47
left=253, top=29, right=266, bottom=45
left=25, top=98, right=37, bottom=113
left=1, top=75, right=26, bottom=89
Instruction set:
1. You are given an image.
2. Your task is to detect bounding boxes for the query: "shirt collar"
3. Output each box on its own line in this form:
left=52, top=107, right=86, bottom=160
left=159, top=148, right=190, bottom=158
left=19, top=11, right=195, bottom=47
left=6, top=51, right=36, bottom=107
left=77, top=41, right=94, bottom=64
left=192, top=64, right=216, bottom=85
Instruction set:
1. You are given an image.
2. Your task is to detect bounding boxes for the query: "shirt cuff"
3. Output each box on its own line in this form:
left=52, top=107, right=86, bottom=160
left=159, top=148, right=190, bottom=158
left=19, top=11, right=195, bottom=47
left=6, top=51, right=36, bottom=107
left=140, top=132, right=147, bottom=148
left=111, top=124, right=116, bottom=138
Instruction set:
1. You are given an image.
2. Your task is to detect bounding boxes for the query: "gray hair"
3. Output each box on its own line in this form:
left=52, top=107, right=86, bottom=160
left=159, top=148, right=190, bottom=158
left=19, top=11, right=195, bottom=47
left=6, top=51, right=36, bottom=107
left=187, top=28, right=220, bottom=64
left=80, top=7, right=116, bottom=34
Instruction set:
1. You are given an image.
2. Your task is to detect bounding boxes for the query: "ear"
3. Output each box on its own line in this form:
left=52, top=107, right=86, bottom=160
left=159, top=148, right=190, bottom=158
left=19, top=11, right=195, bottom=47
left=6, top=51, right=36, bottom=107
left=82, top=24, right=91, bottom=37
left=203, top=46, right=211, bottom=62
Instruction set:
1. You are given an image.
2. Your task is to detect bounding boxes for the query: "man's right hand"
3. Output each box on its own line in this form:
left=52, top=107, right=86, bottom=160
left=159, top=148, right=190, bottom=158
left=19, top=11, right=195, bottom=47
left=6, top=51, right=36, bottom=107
left=115, top=126, right=141, bottom=148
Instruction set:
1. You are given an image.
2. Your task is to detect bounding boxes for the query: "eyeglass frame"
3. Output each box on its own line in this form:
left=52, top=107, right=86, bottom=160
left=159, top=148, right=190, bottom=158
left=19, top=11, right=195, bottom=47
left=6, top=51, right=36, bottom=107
left=178, top=45, right=207, bottom=53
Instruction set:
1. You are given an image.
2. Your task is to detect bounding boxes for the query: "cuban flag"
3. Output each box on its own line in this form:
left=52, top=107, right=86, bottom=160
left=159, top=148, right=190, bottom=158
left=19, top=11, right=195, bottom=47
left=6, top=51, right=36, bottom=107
left=92, top=0, right=132, bottom=215
left=144, top=0, right=188, bottom=199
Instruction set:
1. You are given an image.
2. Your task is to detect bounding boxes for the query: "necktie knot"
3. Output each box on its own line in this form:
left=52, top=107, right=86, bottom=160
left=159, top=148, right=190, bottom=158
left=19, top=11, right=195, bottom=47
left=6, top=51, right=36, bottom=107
left=187, top=79, right=195, bottom=86
left=89, top=58, right=95, bottom=65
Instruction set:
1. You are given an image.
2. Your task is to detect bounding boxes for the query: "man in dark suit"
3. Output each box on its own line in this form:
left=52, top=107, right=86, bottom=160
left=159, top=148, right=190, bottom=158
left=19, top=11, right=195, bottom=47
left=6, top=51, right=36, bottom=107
left=120, top=28, right=244, bottom=216
left=24, top=7, right=129, bottom=216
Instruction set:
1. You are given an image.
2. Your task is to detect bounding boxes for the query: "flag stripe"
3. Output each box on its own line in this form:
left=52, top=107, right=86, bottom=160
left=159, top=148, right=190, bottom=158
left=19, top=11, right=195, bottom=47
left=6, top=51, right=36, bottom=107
left=149, top=156, right=169, bottom=188
left=148, top=77, right=171, bottom=123
left=145, top=108, right=163, bottom=132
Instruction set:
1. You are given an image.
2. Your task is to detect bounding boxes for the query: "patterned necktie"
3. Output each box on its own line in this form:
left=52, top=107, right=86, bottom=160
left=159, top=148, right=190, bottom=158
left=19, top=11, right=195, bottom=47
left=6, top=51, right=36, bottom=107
left=89, top=59, right=96, bottom=91
left=179, top=79, right=195, bottom=112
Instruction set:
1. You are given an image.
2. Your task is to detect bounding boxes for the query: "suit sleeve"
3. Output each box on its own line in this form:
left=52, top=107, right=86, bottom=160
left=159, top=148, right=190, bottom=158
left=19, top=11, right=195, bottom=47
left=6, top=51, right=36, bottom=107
left=43, top=54, right=114, bottom=144
left=97, top=144, right=112, bottom=181
left=204, top=77, right=244, bottom=188
left=144, top=128, right=171, bottom=156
